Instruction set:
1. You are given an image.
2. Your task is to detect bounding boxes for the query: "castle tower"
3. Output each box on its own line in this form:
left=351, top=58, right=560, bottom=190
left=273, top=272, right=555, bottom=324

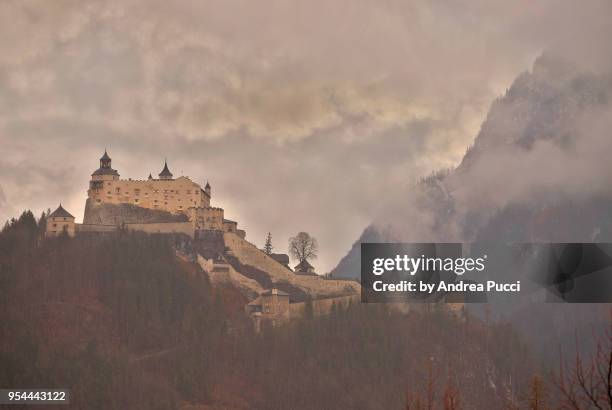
left=89, top=150, right=120, bottom=197
left=205, top=181, right=211, bottom=197
left=100, top=149, right=111, bottom=169
left=159, top=160, right=173, bottom=180
left=92, top=150, right=119, bottom=179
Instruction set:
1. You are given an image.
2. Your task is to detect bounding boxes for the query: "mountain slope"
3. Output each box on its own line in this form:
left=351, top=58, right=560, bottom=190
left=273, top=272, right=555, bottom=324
left=332, top=52, right=612, bottom=278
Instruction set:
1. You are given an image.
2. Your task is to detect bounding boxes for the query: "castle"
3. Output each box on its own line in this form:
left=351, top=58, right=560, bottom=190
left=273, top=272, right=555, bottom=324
left=47, top=150, right=244, bottom=238
left=45, top=150, right=368, bottom=329
left=44, top=150, right=458, bottom=329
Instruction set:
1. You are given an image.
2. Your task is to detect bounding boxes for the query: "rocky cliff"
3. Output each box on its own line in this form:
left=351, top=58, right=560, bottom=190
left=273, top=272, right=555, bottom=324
left=83, top=199, right=189, bottom=225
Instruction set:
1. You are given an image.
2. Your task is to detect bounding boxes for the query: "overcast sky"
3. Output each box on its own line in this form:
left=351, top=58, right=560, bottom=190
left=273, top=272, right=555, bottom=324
left=0, top=0, right=610, bottom=272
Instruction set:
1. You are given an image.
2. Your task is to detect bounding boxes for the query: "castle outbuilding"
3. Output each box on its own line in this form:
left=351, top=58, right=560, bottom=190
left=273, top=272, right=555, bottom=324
left=246, top=288, right=291, bottom=330
left=294, top=259, right=316, bottom=275
left=46, top=204, right=75, bottom=237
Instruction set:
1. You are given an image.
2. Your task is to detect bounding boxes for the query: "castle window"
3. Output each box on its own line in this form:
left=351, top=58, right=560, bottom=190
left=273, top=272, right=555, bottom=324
left=107, top=191, right=111, bottom=194
left=134, top=199, right=139, bottom=203
left=154, top=199, right=158, bottom=203
left=53, top=223, right=57, bottom=228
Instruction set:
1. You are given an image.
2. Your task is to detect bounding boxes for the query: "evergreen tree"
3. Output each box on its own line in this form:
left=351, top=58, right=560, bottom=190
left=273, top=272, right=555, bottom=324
left=37, top=210, right=48, bottom=239
left=264, top=232, right=273, bottom=254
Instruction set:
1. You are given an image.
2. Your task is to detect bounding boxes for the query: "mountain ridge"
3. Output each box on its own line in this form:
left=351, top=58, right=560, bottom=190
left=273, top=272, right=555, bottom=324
left=331, top=52, right=612, bottom=278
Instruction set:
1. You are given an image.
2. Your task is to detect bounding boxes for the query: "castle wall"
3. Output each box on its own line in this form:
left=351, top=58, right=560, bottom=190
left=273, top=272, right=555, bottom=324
left=125, top=222, right=195, bottom=237
left=223, top=232, right=361, bottom=299
left=288, top=295, right=358, bottom=319
left=261, top=294, right=290, bottom=322
left=88, top=176, right=210, bottom=214
left=187, top=207, right=225, bottom=231
left=76, top=223, right=117, bottom=233
left=75, top=221, right=194, bottom=237
left=223, top=219, right=238, bottom=232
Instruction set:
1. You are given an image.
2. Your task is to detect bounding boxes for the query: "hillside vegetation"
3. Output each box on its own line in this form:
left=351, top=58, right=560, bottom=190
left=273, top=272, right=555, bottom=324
left=0, top=211, right=553, bottom=409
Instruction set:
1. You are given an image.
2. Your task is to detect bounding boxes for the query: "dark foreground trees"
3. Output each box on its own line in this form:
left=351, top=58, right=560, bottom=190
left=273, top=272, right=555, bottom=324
left=2, top=211, right=607, bottom=409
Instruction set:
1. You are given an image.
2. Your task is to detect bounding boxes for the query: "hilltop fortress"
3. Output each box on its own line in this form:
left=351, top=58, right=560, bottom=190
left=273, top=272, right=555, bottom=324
left=44, top=151, right=464, bottom=328
left=46, top=150, right=362, bottom=328
left=79, top=150, right=244, bottom=237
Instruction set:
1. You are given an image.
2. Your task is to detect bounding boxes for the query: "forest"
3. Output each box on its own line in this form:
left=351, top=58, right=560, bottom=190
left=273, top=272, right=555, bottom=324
left=0, top=211, right=610, bottom=409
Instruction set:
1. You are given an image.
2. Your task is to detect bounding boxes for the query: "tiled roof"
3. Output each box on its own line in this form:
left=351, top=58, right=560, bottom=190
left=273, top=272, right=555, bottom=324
left=294, top=259, right=314, bottom=272
left=92, top=167, right=119, bottom=176
left=49, top=204, right=74, bottom=219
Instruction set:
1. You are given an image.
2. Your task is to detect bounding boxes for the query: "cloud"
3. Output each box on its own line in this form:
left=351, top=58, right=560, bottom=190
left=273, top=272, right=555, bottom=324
left=373, top=53, right=612, bottom=248
left=1, top=0, right=611, bottom=270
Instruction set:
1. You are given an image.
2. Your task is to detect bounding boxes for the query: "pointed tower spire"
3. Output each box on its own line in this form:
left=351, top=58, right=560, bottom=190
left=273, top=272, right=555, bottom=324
left=100, top=149, right=112, bottom=168
left=158, top=159, right=173, bottom=180
left=91, top=149, right=119, bottom=179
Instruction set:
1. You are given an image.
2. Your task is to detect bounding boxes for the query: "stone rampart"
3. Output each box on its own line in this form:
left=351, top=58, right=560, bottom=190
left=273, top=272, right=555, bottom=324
left=223, top=232, right=361, bottom=299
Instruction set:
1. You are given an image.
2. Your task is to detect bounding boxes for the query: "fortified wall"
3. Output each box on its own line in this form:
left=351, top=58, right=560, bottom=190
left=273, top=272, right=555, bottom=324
left=245, top=291, right=359, bottom=330
left=223, top=232, right=361, bottom=299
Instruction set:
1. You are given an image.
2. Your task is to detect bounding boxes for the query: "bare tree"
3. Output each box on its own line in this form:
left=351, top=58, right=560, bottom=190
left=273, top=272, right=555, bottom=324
left=527, top=375, right=548, bottom=410
left=554, top=310, right=612, bottom=410
left=288, top=232, right=318, bottom=262
left=443, top=374, right=461, bottom=410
